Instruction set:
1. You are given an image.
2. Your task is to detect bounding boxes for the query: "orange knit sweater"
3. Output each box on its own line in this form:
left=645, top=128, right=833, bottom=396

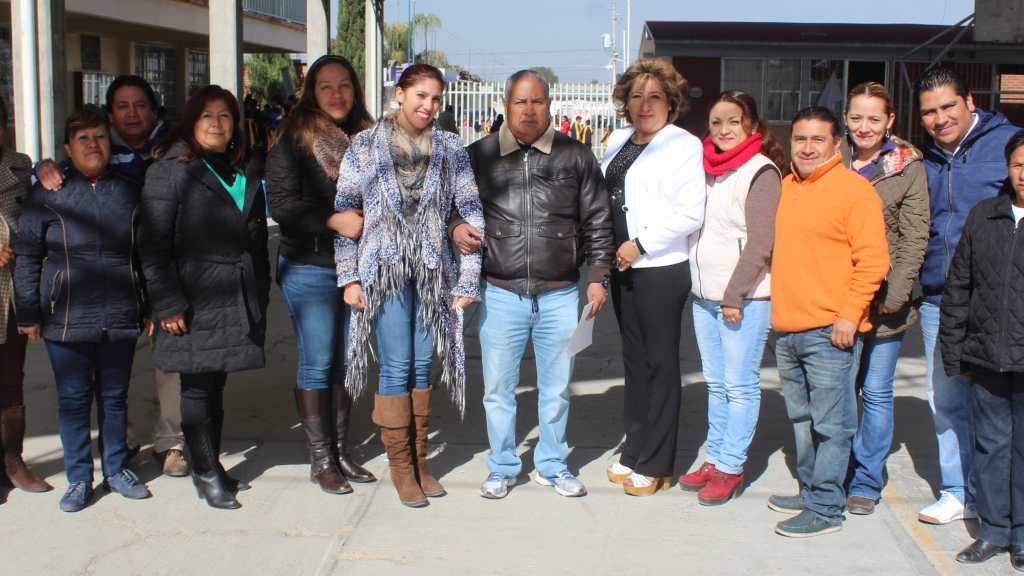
left=771, top=153, right=890, bottom=333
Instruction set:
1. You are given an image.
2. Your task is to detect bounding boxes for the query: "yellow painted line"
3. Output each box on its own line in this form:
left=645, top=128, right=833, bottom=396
left=882, top=481, right=956, bottom=575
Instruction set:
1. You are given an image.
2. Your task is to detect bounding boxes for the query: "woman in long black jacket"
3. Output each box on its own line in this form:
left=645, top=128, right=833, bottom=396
left=264, top=55, right=375, bottom=495
left=941, top=129, right=1024, bottom=569
left=139, top=85, right=270, bottom=510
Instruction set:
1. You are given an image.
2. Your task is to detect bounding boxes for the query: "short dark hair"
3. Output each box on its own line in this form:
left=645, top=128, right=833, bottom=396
left=63, top=109, right=110, bottom=145
left=105, top=75, right=158, bottom=111
left=914, top=67, right=970, bottom=107
left=575, top=115, right=582, bottom=120
left=792, top=106, right=843, bottom=141
left=1005, top=129, right=1024, bottom=164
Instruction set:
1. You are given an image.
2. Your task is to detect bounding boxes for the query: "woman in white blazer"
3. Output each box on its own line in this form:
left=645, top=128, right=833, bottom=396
left=601, top=59, right=707, bottom=496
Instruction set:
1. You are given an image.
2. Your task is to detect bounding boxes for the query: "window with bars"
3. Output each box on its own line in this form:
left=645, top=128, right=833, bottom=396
left=722, top=58, right=847, bottom=124
left=134, top=44, right=177, bottom=118
left=83, top=73, right=116, bottom=110
left=188, top=51, right=210, bottom=96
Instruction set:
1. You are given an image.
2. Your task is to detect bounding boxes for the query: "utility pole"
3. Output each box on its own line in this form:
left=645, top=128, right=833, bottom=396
left=407, top=0, right=414, bottom=64
left=626, top=0, right=631, bottom=67
left=611, top=2, right=618, bottom=79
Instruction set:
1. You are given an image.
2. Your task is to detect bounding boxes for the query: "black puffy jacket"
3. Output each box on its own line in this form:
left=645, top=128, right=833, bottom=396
left=138, top=143, right=270, bottom=374
left=941, top=187, right=1024, bottom=376
left=14, top=168, right=145, bottom=342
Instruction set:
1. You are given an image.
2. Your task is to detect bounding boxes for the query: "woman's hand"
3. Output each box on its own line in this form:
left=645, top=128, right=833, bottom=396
left=17, top=324, right=41, bottom=340
left=327, top=209, right=364, bottom=239
left=722, top=306, right=742, bottom=324
left=615, top=240, right=640, bottom=271
left=145, top=319, right=153, bottom=338
left=344, top=283, right=366, bottom=309
left=452, top=296, right=474, bottom=310
left=159, top=312, right=187, bottom=335
left=0, top=242, right=13, bottom=267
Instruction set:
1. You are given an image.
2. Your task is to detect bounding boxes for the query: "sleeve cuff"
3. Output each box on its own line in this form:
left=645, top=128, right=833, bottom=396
left=838, top=301, right=869, bottom=327
left=15, top=307, right=42, bottom=325
left=588, top=264, right=612, bottom=284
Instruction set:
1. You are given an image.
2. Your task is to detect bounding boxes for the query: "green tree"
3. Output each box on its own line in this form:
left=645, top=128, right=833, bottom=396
left=384, top=21, right=409, bottom=63
left=529, top=66, right=559, bottom=85
left=245, top=53, right=293, bottom=107
left=332, top=0, right=366, bottom=82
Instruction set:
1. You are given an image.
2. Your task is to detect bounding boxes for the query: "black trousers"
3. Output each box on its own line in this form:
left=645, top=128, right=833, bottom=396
left=970, top=364, right=1024, bottom=547
left=180, top=372, right=228, bottom=426
left=611, top=261, right=691, bottom=478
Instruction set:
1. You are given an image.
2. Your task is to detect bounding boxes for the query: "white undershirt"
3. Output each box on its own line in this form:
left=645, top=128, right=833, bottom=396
left=1013, top=204, right=1024, bottom=226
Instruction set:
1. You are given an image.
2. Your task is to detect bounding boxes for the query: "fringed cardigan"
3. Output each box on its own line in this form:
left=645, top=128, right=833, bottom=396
left=334, top=119, right=485, bottom=415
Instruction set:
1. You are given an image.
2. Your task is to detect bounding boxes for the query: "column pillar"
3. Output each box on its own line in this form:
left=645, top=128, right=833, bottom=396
left=307, top=0, right=329, bottom=61
left=364, top=0, right=381, bottom=118
left=37, top=0, right=67, bottom=161
left=12, top=0, right=39, bottom=160
left=209, top=0, right=243, bottom=101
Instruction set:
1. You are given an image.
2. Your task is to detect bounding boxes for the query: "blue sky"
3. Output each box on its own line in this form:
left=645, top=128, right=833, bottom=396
left=330, top=0, right=976, bottom=83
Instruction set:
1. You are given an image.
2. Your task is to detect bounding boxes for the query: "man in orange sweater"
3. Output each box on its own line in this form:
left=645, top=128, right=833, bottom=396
left=769, top=107, right=890, bottom=538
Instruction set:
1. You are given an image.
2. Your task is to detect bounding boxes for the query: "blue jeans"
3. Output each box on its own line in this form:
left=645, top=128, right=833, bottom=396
left=845, top=332, right=905, bottom=501
left=479, top=283, right=578, bottom=478
left=277, top=256, right=348, bottom=389
left=692, top=298, right=772, bottom=475
left=373, top=281, right=434, bottom=396
left=920, top=301, right=975, bottom=507
left=44, top=338, right=137, bottom=484
left=776, top=326, right=862, bottom=524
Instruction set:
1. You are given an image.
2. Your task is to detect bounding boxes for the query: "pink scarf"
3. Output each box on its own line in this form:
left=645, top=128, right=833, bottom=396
left=703, top=133, right=763, bottom=177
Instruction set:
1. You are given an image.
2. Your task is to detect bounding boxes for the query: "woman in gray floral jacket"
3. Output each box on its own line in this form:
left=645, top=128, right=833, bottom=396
left=335, top=64, right=484, bottom=508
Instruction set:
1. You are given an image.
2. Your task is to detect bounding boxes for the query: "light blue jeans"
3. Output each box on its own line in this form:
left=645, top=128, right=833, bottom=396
left=478, top=283, right=578, bottom=478
left=692, top=298, right=772, bottom=475
left=845, top=332, right=904, bottom=501
left=920, top=301, right=975, bottom=508
left=373, top=281, right=434, bottom=396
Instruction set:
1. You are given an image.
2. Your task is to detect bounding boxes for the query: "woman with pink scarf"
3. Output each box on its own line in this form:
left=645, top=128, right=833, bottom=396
left=679, top=90, right=784, bottom=506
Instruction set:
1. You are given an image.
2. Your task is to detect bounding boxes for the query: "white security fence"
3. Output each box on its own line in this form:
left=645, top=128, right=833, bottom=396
left=383, top=81, right=621, bottom=160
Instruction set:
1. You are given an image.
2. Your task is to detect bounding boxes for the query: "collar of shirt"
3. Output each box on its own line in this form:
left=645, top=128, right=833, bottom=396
left=952, top=112, right=980, bottom=158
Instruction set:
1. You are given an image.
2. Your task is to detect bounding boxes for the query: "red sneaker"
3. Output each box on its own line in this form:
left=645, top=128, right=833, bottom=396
left=697, top=471, right=744, bottom=506
left=678, top=462, right=717, bottom=492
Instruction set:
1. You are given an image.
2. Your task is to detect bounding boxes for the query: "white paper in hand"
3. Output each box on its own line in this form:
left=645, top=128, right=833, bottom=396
left=567, top=302, right=595, bottom=358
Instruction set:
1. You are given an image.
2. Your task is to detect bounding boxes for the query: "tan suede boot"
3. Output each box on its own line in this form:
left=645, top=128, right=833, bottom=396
left=410, top=387, right=446, bottom=497
left=373, top=393, right=427, bottom=508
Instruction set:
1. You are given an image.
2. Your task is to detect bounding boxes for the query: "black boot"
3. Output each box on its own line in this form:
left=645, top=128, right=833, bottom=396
left=957, top=539, right=1006, bottom=564
left=213, top=409, right=250, bottom=492
left=296, top=389, right=352, bottom=494
left=182, top=419, right=240, bottom=510
left=331, top=384, right=375, bottom=483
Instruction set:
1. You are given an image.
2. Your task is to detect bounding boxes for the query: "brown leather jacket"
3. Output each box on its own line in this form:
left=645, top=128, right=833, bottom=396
left=450, top=121, right=614, bottom=295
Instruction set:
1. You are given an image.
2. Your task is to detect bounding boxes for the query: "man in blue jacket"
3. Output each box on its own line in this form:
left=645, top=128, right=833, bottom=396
left=916, top=67, right=1018, bottom=525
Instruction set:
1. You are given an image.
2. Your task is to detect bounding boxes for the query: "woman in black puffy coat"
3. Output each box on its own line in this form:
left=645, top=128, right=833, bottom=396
left=139, top=85, right=270, bottom=510
left=15, top=110, right=152, bottom=512
left=941, top=129, right=1024, bottom=569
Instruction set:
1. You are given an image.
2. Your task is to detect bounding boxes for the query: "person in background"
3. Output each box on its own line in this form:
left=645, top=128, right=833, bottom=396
left=839, top=82, right=929, bottom=516
left=769, top=106, right=889, bottom=537
left=570, top=115, right=584, bottom=141
left=679, top=90, right=783, bottom=506
left=34, top=75, right=185, bottom=477
left=915, top=66, right=1020, bottom=526
left=140, top=85, right=270, bottom=510
left=0, top=95, right=52, bottom=495
left=941, top=130, right=1024, bottom=569
left=560, top=115, right=570, bottom=134
left=600, top=59, right=705, bottom=497
left=437, top=104, right=458, bottom=134
left=16, top=110, right=153, bottom=512
left=485, top=119, right=492, bottom=136
left=336, top=64, right=484, bottom=508
left=265, top=54, right=376, bottom=495
left=583, top=119, right=594, bottom=149
left=491, top=114, right=504, bottom=134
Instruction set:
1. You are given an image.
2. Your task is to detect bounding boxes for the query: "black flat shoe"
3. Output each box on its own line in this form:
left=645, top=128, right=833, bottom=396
left=1011, top=545, right=1024, bottom=571
left=957, top=539, right=1006, bottom=564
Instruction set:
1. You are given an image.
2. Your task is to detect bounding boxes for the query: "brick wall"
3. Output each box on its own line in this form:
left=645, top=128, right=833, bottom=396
left=1001, top=74, right=1024, bottom=103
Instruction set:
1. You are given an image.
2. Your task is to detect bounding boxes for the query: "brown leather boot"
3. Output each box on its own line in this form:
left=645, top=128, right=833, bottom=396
left=410, top=387, right=446, bottom=497
left=331, top=383, right=375, bottom=483
left=373, top=393, right=427, bottom=507
left=295, top=388, right=352, bottom=494
left=0, top=406, right=53, bottom=492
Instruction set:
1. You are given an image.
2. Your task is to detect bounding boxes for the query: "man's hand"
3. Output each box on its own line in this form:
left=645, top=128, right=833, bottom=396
left=36, top=160, right=65, bottom=191
left=586, top=282, right=607, bottom=320
left=18, top=324, right=41, bottom=340
left=0, top=243, right=13, bottom=267
left=327, top=209, right=364, bottom=239
left=452, top=296, right=474, bottom=309
left=159, top=312, right=187, bottom=336
left=831, top=317, right=858, bottom=349
left=452, top=223, right=482, bottom=255
left=344, top=283, right=366, bottom=309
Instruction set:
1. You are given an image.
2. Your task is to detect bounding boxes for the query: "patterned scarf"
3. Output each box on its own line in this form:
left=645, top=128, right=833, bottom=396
left=384, top=111, right=431, bottom=214
left=312, top=116, right=351, bottom=181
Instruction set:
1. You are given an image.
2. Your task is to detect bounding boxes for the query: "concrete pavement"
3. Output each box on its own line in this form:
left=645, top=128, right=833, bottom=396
left=0, top=230, right=1014, bottom=575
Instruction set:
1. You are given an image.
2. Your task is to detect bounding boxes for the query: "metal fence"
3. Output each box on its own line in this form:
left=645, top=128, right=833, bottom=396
left=383, top=81, right=620, bottom=160
left=243, top=0, right=306, bottom=25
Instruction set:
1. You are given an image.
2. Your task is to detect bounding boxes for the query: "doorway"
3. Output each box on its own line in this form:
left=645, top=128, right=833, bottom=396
left=848, top=61, right=889, bottom=91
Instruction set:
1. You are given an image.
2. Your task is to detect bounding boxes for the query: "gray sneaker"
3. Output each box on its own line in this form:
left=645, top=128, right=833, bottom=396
left=535, top=469, right=587, bottom=497
left=480, top=472, right=516, bottom=499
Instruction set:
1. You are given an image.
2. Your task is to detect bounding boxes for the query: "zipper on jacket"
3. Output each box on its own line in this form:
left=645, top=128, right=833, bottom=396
left=997, top=217, right=1018, bottom=371
left=524, top=149, right=532, bottom=291
left=942, top=162, right=954, bottom=280
left=92, top=182, right=109, bottom=333
left=49, top=270, right=62, bottom=314
left=129, top=206, right=141, bottom=323
left=692, top=186, right=712, bottom=300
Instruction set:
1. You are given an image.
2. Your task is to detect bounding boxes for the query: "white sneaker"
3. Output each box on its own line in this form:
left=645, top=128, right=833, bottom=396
left=918, top=493, right=978, bottom=524
left=480, top=472, right=516, bottom=499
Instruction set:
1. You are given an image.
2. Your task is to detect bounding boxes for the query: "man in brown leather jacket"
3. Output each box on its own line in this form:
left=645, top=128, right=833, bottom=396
left=450, top=69, right=614, bottom=500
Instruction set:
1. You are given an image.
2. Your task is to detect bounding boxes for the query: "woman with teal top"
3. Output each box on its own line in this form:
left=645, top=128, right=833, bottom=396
left=139, top=85, right=271, bottom=510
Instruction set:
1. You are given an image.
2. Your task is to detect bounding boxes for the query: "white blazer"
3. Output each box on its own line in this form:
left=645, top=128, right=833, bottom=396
left=600, top=124, right=706, bottom=269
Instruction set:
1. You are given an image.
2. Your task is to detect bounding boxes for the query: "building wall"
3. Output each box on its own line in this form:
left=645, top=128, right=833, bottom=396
left=671, top=56, right=720, bottom=139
